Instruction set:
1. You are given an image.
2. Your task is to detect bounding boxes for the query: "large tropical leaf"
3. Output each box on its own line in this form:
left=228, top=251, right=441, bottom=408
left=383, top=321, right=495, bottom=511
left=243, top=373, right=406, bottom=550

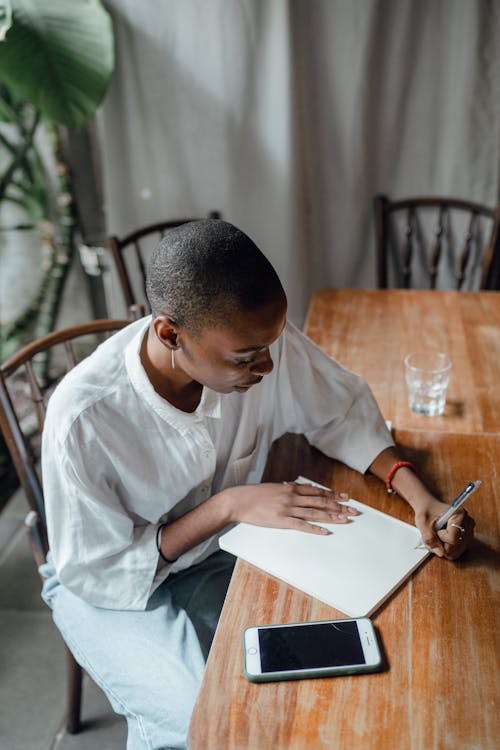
left=0, top=0, right=114, bottom=128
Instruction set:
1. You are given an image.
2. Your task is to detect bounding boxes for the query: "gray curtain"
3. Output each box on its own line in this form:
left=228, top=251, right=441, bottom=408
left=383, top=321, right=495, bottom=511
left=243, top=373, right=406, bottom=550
left=97, top=0, right=500, bottom=323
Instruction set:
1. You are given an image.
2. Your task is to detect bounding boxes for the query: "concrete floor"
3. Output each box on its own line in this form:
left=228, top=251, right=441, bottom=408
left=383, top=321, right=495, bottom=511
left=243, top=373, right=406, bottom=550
left=0, top=488, right=127, bottom=750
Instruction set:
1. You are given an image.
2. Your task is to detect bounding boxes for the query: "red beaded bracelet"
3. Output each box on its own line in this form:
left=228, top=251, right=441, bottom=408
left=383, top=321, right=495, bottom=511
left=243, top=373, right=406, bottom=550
left=385, top=461, right=416, bottom=493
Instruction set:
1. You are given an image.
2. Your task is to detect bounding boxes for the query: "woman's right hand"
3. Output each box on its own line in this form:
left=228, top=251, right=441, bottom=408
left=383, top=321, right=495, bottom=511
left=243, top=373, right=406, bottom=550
left=222, top=481, right=360, bottom=535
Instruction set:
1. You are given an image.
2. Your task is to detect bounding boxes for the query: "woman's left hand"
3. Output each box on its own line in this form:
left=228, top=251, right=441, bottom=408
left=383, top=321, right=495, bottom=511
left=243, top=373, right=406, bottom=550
left=414, top=497, right=475, bottom=560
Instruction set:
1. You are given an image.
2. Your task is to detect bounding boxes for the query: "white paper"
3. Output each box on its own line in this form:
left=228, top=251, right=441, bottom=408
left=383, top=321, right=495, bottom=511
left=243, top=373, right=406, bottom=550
left=219, top=476, right=430, bottom=617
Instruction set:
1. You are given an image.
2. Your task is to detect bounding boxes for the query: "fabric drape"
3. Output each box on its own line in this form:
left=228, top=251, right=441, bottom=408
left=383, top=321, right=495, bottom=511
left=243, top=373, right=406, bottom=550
left=97, top=0, right=500, bottom=323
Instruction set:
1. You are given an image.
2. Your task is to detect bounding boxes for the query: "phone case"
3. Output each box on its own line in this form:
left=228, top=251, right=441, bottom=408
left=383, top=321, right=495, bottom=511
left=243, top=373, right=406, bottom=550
left=243, top=618, right=382, bottom=683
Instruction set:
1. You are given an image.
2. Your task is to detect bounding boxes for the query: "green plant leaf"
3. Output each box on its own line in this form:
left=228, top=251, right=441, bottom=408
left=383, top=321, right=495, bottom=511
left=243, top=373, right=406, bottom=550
left=0, top=92, right=16, bottom=120
left=0, top=0, right=114, bottom=128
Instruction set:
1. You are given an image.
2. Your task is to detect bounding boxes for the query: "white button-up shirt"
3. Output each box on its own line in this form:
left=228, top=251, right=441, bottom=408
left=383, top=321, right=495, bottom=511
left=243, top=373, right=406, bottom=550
left=42, top=318, right=394, bottom=610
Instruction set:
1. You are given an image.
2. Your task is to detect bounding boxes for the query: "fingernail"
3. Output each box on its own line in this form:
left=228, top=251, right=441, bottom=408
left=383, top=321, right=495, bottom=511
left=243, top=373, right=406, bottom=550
left=339, top=492, right=349, bottom=500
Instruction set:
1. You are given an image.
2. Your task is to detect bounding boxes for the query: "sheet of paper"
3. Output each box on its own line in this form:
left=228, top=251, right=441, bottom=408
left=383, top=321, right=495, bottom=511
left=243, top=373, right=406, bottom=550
left=219, top=476, right=430, bottom=617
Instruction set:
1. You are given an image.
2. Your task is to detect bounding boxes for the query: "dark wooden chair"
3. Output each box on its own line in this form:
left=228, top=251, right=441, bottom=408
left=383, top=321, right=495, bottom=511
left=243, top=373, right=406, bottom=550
left=108, top=211, right=222, bottom=314
left=374, top=195, right=500, bottom=290
left=0, top=318, right=131, bottom=734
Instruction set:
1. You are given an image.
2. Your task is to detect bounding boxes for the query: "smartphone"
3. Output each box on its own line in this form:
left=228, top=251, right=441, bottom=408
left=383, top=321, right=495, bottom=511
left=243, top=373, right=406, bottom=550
left=243, top=618, right=382, bottom=682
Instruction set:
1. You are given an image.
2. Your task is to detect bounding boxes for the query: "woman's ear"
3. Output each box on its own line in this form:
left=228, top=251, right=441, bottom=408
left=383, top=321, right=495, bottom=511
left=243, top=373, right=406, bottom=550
left=153, top=316, right=180, bottom=349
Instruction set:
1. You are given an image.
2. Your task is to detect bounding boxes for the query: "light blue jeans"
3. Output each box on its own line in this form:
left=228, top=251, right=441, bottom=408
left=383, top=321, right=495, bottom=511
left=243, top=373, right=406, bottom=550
left=40, top=550, right=235, bottom=750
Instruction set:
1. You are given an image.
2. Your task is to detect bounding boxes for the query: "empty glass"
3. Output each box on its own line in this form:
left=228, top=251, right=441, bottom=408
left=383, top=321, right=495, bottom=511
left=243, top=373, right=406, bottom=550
left=404, top=351, right=452, bottom=417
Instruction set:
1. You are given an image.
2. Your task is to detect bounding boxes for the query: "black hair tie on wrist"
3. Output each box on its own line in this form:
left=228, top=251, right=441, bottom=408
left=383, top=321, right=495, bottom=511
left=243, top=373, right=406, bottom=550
left=156, top=523, right=178, bottom=564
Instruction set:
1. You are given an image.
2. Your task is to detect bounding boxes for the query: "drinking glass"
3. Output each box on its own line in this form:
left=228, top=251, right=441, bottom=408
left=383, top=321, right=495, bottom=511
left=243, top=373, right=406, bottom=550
left=404, top=351, right=452, bottom=417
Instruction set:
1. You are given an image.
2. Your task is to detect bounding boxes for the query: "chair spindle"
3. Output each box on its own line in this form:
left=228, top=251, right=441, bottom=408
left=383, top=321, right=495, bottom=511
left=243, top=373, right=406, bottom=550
left=64, top=341, right=77, bottom=371
left=456, top=212, right=478, bottom=290
left=429, top=206, right=445, bottom=289
left=133, top=240, right=148, bottom=303
left=403, top=208, right=416, bottom=287
left=25, top=360, right=46, bottom=432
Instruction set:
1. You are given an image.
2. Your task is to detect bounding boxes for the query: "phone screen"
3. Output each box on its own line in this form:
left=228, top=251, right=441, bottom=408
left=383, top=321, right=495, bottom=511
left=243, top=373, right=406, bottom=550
left=258, top=621, right=365, bottom=672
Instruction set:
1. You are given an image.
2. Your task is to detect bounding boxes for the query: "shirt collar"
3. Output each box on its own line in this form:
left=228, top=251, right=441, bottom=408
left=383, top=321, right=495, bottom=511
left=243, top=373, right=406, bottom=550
left=124, top=317, right=222, bottom=432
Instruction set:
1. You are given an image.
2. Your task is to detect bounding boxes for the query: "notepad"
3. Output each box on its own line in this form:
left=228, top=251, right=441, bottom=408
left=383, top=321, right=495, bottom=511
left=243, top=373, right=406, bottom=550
left=219, top=476, right=430, bottom=617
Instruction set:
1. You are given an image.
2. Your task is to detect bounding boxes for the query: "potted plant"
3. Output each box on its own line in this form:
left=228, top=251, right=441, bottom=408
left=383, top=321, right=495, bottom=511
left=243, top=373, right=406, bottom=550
left=0, top=0, right=114, bottom=360
left=0, top=0, right=114, bottom=504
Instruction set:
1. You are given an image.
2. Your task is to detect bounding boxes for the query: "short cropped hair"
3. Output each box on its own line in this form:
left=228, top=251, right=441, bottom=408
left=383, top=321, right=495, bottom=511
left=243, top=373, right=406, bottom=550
left=146, top=219, right=284, bottom=333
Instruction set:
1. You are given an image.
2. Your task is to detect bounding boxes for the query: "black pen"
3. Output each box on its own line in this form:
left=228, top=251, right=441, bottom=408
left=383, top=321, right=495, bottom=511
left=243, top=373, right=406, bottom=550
left=433, top=480, right=481, bottom=531
left=415, top=480, right=481, bottom=549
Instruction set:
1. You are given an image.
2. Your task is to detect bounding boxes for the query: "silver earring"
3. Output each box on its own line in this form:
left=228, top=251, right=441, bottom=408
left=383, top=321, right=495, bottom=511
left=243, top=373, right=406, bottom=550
left=171, top=348, right=175, bottom=369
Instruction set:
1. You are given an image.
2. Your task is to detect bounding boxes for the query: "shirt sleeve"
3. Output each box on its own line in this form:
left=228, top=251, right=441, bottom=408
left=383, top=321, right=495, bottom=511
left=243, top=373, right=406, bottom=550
left=275, top=322, right=395, bottom=473
left=42, top=417, right=163, bottom=611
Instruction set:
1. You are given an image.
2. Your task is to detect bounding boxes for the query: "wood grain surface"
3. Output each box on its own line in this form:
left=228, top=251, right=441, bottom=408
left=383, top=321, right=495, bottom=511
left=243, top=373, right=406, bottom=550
left=189, top=432, right=499, bottom=750
left=304, top=289, right=500, bottom=434
left=189, top=289, right=500, bottom=750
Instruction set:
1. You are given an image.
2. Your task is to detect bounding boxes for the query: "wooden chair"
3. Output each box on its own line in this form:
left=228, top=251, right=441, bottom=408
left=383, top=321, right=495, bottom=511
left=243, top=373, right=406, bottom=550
left=374, top=195, right=500, bottom=290
left=0, top=318, right=131, bottom=734
left=108, top=211, right=222, bottom=314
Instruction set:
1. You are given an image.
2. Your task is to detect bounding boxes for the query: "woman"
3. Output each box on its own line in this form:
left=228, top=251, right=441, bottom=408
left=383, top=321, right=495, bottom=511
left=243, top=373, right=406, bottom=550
left=41, top=219, right=474, bottom=749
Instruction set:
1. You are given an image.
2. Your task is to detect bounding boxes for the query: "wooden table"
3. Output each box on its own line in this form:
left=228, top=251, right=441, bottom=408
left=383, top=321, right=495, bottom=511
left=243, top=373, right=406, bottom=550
left=189, top=290, right=500, bottom=750
left=304, top=289, right=500, bottom=434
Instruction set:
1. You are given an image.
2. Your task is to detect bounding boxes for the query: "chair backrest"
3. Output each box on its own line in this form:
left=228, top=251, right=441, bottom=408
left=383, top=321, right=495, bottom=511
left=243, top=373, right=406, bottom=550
left=374, top=195, right=500, bottom=290
left=0, top=319, right=131, bottom=560
left=107, top=211, right=222, bottom=314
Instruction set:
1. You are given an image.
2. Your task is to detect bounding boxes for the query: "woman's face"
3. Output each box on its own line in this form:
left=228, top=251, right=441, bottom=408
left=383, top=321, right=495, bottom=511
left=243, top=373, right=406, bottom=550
left=173, top=293, right=288, bottom=394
